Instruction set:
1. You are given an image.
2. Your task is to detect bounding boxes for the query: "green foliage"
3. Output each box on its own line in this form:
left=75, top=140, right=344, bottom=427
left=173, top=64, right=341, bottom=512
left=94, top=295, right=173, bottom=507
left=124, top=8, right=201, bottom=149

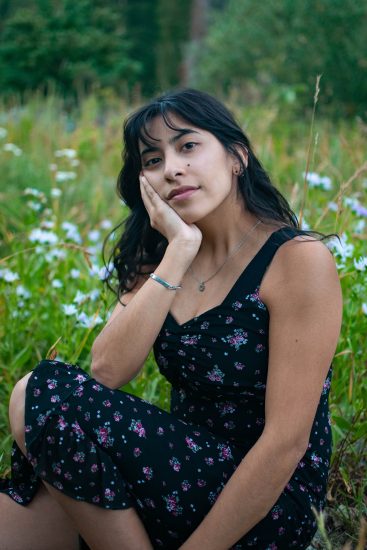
left=196, top=0, right=367, bottom=115
left=0, top=93, right=366, bottom=547
left=0, top=0, right=141, bottom=97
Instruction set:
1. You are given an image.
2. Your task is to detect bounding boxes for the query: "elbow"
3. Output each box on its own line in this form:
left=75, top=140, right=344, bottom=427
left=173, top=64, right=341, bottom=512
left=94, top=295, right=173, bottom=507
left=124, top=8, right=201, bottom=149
left=90, top=351, right=121, bottom=390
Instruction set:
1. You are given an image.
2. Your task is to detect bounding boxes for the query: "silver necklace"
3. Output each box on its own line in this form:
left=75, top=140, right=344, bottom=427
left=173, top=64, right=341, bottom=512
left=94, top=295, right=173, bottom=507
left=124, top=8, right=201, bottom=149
left=188, top=219, right=262, bottom=292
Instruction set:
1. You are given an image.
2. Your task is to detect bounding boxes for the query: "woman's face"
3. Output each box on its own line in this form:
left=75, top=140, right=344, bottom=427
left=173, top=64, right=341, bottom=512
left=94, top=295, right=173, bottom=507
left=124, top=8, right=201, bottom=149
left=138, top=114, right=240, bottom=224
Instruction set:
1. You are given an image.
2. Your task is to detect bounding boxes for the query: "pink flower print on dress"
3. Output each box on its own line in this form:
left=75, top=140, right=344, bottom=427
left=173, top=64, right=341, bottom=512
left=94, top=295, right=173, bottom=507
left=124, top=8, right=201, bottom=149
left=144, top=497, right=156, bottom=508
left=64, top=472, right=72, bottom=481
left=185, top=436, right=202, bottom=453
left=163, top=491, right=183, bottom=516
left=102, top=400, right=112, bottom=407
left=234, top=361, right=246, bottom=370
left=92, top=495, right=100, bottom=504
left=50, top=394, right=61, bottom=403
left=47, top=379, right=57, bottom=390
left=181, top=480, right=191, bottom=491
left=221, top=328, right=248, bottom=351
left=200, top=321, right=209, bottom=329
left=52, top=462, right=62, bottom=475
left=278, top=526, right=285, bottom=535
left=133, top=447, right=142, bottom=457
left=322, top=377, right=331, bottom=395
left=217, top=401, right=236, bottom=416
left=225, top=316, right=234, bottom=324
left=129, top=419, right=146, bottom=438
left=206, top=365, right=225, bottom=383
left=311, top=452, right=323, bottom=468
left=73, top=385, right=84, bottom=398
left=73, top=451, right=85, bottom=463
left=56, top=415, right=68, bottom=430
left=169, top=457, right=181, bottom=472
left=157, top=426, right=164, bottom=435
left=113, top=411, right=123, bottom=422
left=224, top=421, right=236, bottom=430
left=61, top=402, right=70, bottom=412
left=231, top=300, right=243, bottom=311
left=33, top=388, right=41, bottom=397
left=255, top=343, right=265, bottom=353
left=91, top=464, right=99, bottom=473
left=271, top=505, right=283, bottom=520
left=158, top=354, right=168, bottom=367
left=197, top=479, right=206, bottom=487
left=178, top=349, right=186, bottom=356
left=53, top=481, right=63, bottom=490
left=245, top=286, right=266, bottom=310
left=92, top=383, right=103, bottom=392
left=94, top=425, right=115, bottom=447
left=143, top=466, right=153, bottom=480
left=181, top=334, right=201, bottom=346
left=104, top=488, right=115, bottom=502
left=73, top=373, right=88, bottom=383
left=71, top=420, right=85, bottom=438
left=205, top=457, right=214, bottom=466
left=217, top=443, right=233, bottom=461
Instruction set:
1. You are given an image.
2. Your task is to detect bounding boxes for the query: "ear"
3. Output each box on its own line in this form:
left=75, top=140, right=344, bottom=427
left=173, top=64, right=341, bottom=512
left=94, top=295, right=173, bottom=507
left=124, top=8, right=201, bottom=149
left=232, top=145, right=248, bottom=174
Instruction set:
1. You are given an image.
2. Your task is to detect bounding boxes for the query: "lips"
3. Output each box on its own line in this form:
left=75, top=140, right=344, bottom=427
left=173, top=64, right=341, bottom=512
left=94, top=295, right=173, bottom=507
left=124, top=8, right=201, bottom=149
left=167, top=186, right=199, bottom=200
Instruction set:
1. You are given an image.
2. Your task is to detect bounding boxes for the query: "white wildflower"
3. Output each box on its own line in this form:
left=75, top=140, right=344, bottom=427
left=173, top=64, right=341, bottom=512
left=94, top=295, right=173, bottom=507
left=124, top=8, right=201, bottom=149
left=55, top=148, right=77, bottom=159
left=76, top=311, right=103, bottom=328
left=354, top=220, right=366, bottom=234
left=55, top=171, right=76, bottom=183
left=41, top=220, right=55, bottom=229
left=70, top=269, right=80, bottom=279
left=73, top=290, right=87, bottom=305
left=3, top=143, right=22, bottom=156
left=301, top=218, right=310, bottom=230
left=29, top=228, right=58, bottom=245
left=343, top=196, right=359, bottom=209
left=62, top=304, right=78, bottom=316
left=303, top=172, right=332, bottom=190
left=61, top=221, right=82, bottom=244
left=88, top=230, right=101, bottom=242
left=327, top=233, right=354, bottom=261
left=52, top=279, right=63, bottom=288
left=362, top=303, right=367, bottom=315
left=44, top=249, right=67, bottom=263
left=16, top=285, right=31, bottom=299
left=70, top=158, right=80, bottom=167
left=0, top=127, right=8, bottom=139
left=49, top=163, right=58, bottom=171
left=27, top=201, right=42, bottom=211
left=88, top=289, right=100, bottom=301
left=327, top=201, right=338, bottom=212
left=51, top=188, right=62, bottom=198
left=0, top=268, right=20, bottom=282
left=24, top=187, right=43, bottom=198
left=17, top=300, right=25, bottom=308
left=354, top=257, right=367, bottom=271
left=100, top=219, right=112, bottom=230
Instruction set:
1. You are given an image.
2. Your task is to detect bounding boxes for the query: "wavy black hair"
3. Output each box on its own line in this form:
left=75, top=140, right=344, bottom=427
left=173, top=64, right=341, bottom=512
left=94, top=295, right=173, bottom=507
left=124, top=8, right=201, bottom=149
left=104, top=88, right=336, bottom=299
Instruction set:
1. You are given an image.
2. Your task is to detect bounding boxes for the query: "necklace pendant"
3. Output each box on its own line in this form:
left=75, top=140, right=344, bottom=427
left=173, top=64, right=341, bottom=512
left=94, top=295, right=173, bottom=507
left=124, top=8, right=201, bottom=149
left=198, top=281, right=205, bottom=292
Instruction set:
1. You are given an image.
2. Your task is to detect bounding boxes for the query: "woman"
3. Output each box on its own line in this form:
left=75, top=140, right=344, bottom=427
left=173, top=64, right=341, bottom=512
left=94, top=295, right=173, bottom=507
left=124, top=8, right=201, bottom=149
left=0, top=89, right=342, bottom=549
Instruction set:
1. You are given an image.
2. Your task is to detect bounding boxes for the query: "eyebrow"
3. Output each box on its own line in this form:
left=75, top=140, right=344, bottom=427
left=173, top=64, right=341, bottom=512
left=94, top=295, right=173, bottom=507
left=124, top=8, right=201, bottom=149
left=140, top=129, right=200, bottom=157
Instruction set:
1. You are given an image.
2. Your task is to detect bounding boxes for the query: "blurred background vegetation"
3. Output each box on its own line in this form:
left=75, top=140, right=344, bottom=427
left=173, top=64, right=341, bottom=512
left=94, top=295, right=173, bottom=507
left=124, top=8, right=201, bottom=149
left=0, top=0, right=366, bottom=116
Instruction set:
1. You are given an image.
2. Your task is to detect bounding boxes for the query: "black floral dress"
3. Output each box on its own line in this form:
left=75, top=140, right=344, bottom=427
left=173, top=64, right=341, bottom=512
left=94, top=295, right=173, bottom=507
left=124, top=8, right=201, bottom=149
left=0, top=227, right=333, bottom=549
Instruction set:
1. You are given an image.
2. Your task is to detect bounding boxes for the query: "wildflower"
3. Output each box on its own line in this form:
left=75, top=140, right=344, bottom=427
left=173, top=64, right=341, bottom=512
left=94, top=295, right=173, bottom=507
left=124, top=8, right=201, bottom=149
left=70, top=269, right=80, bottom=279
left=44, top=249, right=67, bottom=263
left=61, top=222, right=82, bottom=244
left=76, top=312, right=103, bottom=328
left=88, top=230, right=101, bottom=242
left=16, top=285, right=31, bottom=299
left=73, top=290, right=87, bottom=305
left=327, top=201, right=338, bottom=212
left=301, top=218, right=310, bottom=230
left=3, top=143, right=22, bottom=156
left=29, top=228, right=58, bottom=245
left=354, top=257, right=367, bottom=271
left=303, top=172, right=332, bottom=190
left=100, top=219, right=112, bottom=230
left=54, top=148, right=77, bottom=159
left=70, top=158, right=80, bottom=167
left=27, top=201, right=42, bottom=211
left=62, top=304, right=78, bottom=316
left=362, top=303, right=367, bottom=315
left=51, top=188, right=62, bottom=198
left=89, top=289, right=100, bottom=301
left=49, top=163, right=58, bottom=171
left=41, top=220, right=55, bottom=229
left=0, top=127, right=8, bottom=139
left=354, top=203, right=367, bottom=217
left=24, top=187, right=44, bottom=198
left=354, top=220, right=366, bottom=234
left=52, top=279, right=63, bottom=288
left=0, top=268, right=20, bottom=282
left=55, top=171, right=76, bottom=182
left=326, top=233, right=354, bottom=261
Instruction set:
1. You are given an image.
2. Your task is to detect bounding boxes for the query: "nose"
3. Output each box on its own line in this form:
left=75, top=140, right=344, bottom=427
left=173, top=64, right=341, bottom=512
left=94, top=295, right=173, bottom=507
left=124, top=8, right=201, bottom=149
left=163, top=152, right=186, bottom=181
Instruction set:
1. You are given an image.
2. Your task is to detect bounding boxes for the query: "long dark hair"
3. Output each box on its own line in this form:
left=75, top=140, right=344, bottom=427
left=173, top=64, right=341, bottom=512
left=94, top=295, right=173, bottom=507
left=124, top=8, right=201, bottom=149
left=104, top=88, right=335, bottom=299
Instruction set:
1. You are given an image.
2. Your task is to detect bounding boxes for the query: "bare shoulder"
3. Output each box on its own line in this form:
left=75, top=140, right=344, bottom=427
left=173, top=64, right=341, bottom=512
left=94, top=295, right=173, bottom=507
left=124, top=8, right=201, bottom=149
left=259, top=234, right=341, bottom=307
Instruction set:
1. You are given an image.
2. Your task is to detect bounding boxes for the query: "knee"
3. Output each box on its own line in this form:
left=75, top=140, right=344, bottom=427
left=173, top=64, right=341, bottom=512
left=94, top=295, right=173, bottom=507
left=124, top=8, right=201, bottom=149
left=9, top=372, right=33, bottom=441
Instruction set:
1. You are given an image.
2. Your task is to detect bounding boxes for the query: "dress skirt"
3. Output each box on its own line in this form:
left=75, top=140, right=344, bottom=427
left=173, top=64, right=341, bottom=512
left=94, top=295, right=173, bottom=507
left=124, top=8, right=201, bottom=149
left=0, top=360, right=319, bottom=549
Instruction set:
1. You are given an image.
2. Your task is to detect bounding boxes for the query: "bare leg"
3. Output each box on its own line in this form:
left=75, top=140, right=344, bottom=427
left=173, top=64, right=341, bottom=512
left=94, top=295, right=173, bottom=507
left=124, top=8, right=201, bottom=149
left=9, top=373, right=154, bottom=550
left=0, top=485, right=80, bottom=550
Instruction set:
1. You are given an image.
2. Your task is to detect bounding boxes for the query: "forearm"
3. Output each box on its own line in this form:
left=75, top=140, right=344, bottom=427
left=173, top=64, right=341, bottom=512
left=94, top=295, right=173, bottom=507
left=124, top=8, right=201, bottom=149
left=180, top=435, right=305, bottom=550
left=91, top=242, right=192, bottom=388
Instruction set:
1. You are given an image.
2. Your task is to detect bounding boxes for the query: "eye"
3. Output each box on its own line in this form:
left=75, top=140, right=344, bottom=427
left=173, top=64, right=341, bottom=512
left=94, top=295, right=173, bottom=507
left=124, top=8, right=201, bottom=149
left=143, top=157, right=161, bottom=168
left=182, top=142, right=198, bottom=151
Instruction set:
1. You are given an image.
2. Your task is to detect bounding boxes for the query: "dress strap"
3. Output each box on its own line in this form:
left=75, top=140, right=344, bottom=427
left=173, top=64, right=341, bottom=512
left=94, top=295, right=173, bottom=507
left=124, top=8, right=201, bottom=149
left=244, top=226, right=301, bottom=289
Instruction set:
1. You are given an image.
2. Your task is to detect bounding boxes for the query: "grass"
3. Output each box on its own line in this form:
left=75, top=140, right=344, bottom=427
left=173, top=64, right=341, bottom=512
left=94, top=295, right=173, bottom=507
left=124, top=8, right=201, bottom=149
left=0, top=91, right=366, bottom=548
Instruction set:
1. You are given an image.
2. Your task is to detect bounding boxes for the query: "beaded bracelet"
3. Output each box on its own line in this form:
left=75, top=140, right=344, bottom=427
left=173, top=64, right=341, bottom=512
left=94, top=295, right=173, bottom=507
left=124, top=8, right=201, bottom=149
left=149, top=273, right=182, bottom=290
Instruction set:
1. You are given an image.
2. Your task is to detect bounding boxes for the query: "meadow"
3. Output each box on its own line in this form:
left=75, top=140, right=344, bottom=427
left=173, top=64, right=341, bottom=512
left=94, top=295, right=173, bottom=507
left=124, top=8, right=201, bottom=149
left=0, top=93, right=366, bottom=548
